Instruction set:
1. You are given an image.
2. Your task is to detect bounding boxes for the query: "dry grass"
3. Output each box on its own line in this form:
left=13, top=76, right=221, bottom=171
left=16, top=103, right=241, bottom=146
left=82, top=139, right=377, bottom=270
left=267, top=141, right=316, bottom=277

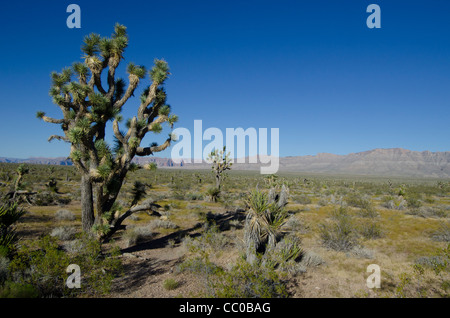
left=1, top=164, right=449, bottom=298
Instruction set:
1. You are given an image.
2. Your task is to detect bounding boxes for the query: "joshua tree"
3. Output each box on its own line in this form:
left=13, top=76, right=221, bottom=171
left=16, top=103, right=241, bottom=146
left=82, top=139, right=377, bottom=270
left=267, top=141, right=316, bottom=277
left=207, top=146, right=232, bottom=191
left=12, top=164, right=29, bottom=200
left=37, top=24, right=177, bottom=237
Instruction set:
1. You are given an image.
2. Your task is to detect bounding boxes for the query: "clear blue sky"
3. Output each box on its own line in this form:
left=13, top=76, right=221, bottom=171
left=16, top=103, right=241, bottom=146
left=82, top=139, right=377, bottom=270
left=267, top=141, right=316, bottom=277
left=0, top=0, right=449, bottom=159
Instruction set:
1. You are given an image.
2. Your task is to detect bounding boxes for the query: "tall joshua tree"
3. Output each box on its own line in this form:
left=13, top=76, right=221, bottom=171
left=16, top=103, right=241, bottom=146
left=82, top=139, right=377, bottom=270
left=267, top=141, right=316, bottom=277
left=37, top=24, right=177, bottom=237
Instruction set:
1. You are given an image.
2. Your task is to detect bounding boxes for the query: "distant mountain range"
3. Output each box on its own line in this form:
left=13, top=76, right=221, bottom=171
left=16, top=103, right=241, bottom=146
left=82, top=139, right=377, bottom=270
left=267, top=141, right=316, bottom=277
left=0, top=156, right=179, bottom=167
left=1, top=148, right=450, bottom=178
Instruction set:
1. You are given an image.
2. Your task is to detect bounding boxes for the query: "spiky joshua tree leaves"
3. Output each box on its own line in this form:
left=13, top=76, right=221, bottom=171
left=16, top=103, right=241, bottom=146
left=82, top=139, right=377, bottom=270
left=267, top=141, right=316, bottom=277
left=37, top=24, right=178, bottom=238
left=244, top=185, right=289, bottom=264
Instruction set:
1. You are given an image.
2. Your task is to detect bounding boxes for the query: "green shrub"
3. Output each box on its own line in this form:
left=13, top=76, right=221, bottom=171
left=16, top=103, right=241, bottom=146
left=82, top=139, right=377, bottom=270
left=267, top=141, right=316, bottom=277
left=292, top=195, right=312, bottom=205
left=405, top=194, right=422, bottom=209
left=123, top=225, right=153, bottom=247
left=359, top=222, right=384, bottom=239
left=55, top=209, right=76, bottom=221
left=186, top=193, right=204, bottom=201
left=33, top=192, right=57, bottom=206
left=345, top=193, right=372, bottom=210
left=50, top=226, right=77, bottom=241
left=163, top=278, right=180, bottom=290
left=0, top=281, right=39, bottom=298
left=8, top=234, right=122, bottom=297
left=407, top=207, right=448, bottom=218
left=149, top=219, right=178, bottom=230
left=431, top=223, right=450, bottom=242
left=212, top=258, right=288, bottom=298
left=319, top=207, right=358, bottom=252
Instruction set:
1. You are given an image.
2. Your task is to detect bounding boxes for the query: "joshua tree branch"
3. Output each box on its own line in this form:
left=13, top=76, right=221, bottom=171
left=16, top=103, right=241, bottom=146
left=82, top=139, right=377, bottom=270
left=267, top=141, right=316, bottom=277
left=113, top=74, right=140, bottom=110
left=135, top=137, right=172, bottom=156
left=102, top=198, right=161, bottom=241
left=42, top=116, right=66, bottom=124
left=48, top=135, right=69, bottom=142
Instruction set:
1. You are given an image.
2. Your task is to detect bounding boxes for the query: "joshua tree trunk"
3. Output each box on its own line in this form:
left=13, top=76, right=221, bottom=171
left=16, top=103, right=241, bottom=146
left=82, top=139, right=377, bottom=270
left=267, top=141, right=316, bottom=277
left=80, top=174, right=95, bottom=232
left=215, top=174, right=221, bottom=190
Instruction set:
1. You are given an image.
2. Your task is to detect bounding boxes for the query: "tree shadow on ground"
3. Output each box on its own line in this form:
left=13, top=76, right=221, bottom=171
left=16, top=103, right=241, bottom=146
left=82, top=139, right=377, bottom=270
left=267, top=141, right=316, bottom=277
left=120, top=209, right=247, bottom=254
left=112, top=257, right=173, bottom=293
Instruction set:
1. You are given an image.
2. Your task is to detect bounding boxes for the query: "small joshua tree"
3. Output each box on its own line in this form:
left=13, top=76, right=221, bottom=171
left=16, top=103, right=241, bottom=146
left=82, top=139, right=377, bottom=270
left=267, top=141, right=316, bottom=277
left=207, top=146, right=232, bottom=191
left=37, top=24, right=177, bottom=238
left=12, top=164, right=29, bottom=200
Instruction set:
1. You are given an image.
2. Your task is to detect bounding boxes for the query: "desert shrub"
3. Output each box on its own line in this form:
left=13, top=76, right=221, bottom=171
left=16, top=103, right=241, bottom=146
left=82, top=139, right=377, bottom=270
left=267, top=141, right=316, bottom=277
left=50, top=226, right=77, bottom=241
left=283, top=215, right=306, bottom=233
left=345, top=192, right=372, bottom=210
left=0, top=256, right=9, bottom=283
left=8, top=235, right=72, bottom=297
left=33, top=191, right=57, bottom=206
left=292, top=194, right=311, bottom=205
left=407, top=206, right=448, bottom=218
left=396, top=245, right=449, bottom=297
left=358, top=222, right=384, bottom=239
left=170, top=179, right=191, bottom=200
left=56, top=196, right=72, bottom=206
left=382, top=196, right=407, bottom=210
left=405, top=195, right=423, bottom=209
left=163, top=278, right=180, bottom=290
left=0, top=281, right=39, bottom=298
left=166, top=239, right=176, bottom=248
left=123, top=226, right=153, bottom=247
left=349, top=246, right=374, bottom=259
left=357, top=205, right=379, bottom=218
left=424, top=195, right=435, bottom=204
left=298, top=251, right=325, bottom=268
left=319, top=207, right=358, bottom=252
left=128, top=214, right=140, bottom=221
left=149, top=219, right=178, bottom=230
left=415, top=256, right=448, bottom=270
left=186, top=193, right=204, bottom=201
left=8, top=234, right=122, bottom=297
left=55, top=209, right=76, bottom=221
left=187, top=203, right=203, bottom=210
left=431, top=223, right=450, bottom=242
left=212, top=257, right=288, bottom=298
left=318, top=194, right=344, bottom=207
left=183, top=224, right=229, bottom=253
left=177, top=254, right=221, bottom=276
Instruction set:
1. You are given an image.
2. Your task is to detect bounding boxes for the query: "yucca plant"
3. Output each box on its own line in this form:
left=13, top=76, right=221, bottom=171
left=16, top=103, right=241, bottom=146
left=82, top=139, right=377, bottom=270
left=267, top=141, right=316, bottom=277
left=244, top=185, right=289, bottom=263
left=206, top=187, right=221, bottom=202
left=0, top=202, right=25, bottom=257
